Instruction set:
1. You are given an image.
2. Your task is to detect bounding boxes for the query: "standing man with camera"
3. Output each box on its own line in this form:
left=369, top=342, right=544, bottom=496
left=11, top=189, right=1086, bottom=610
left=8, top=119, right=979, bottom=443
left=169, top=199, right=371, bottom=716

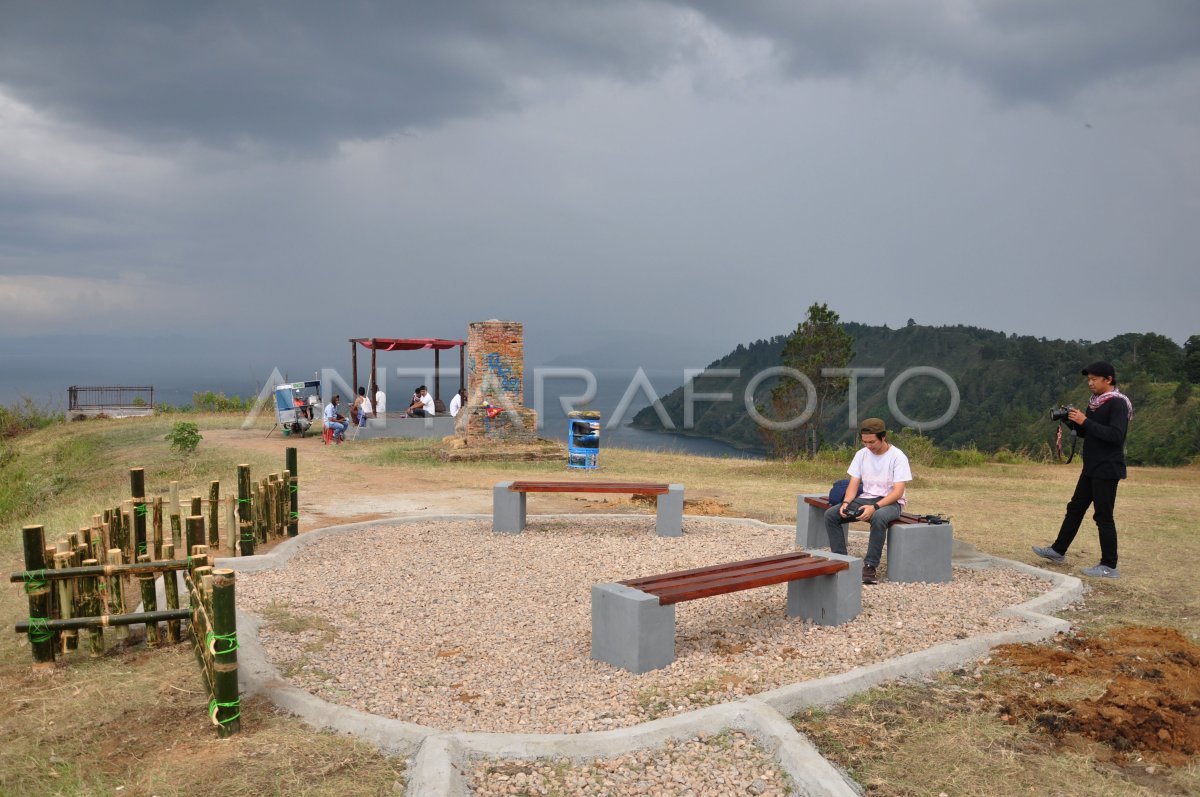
left=823, top=418, right=913, bottom=585
left=1034, top=361, right=1133, bottom=579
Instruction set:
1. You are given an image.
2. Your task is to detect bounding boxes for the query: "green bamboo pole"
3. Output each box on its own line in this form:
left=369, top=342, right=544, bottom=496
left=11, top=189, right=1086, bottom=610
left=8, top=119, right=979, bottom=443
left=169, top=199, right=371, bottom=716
left=93, top=514, right=106, bottom=552
left=224, top=497, right=237, bottom=556
left=277, top=473, right=288, bottom=538
left=286, top=447, right=298, bottom=536
left=54, top=552, right=77, bottom=653
left=16, top=609, right=190, bottom=632
left=190, top=496, right=202, bottom=518
left=161, top=542, right=181, bottom=644
left=111, top=505, right=124, bottom=559
left=11, top=558, right=194, bottom=583
left=152, top=497, right=164, bottom=560
left=208, top=481, right=220, bottom=548
left=106, top=549, right=128, bottom=642
left=255, top=480, right=266, bottom=544
left=137, top=555, right=159, bottom=647
left=266, top=474, right=278, bottom=539
left=71, top=544, right=87, bottom=650
left=185, top=516, right=205, bottom=564
left=237, top=465, right=254, bottom=556
left=169, top=481, right=182, bottom=549
left=82, top=558, right=103, bottom=657
left=131, top=468, right=147, bottom=561
left=210, top=569, right=240, bottom=736
left=21, top=526, right=55, bottom=666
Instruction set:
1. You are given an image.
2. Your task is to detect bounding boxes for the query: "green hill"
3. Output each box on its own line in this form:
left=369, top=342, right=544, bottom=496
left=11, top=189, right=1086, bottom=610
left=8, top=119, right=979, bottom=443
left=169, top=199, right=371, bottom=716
left=631, top=323, right=1200, bottom=466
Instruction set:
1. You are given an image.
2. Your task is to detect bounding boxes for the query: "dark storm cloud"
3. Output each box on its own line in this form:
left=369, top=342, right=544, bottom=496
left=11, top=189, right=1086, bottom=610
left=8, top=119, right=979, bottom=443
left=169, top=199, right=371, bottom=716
left=685, top=0, right=1200, bottom=103
left=4, top=1, right=1199, bottom=154
left=0, top=0, right=682, bottom=151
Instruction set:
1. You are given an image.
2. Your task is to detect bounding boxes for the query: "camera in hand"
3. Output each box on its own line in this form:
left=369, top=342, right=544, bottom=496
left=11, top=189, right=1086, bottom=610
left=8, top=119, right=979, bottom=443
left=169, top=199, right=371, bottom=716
left=843, top=503, right=865, bottom=520
left=1050, top=405, right=1074, bottom=422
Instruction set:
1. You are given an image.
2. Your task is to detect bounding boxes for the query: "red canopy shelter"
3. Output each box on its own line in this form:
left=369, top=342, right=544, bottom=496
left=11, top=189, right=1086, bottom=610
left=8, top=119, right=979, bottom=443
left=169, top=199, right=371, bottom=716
left=349, top=337, right=466, bottom=407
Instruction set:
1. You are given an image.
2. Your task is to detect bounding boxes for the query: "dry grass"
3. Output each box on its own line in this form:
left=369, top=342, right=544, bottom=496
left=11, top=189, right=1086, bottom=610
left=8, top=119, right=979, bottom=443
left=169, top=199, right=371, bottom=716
left=2, top=416, right=1198, bottom=795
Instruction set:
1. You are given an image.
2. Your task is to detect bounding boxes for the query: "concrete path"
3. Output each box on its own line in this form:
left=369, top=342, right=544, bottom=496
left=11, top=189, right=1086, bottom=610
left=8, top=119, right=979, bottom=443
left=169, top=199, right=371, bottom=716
left=219, top=514, right=1084, bottom=797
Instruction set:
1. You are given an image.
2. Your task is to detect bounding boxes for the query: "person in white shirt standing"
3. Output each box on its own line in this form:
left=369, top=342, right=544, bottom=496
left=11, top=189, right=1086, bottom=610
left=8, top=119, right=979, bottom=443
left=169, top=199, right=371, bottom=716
left=822, top=417, right=913, bottom=585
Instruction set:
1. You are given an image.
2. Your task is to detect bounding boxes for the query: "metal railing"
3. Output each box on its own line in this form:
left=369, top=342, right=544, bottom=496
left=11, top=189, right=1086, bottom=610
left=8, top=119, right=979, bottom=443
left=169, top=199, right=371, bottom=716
left=68, top=386, right=154, bottom=411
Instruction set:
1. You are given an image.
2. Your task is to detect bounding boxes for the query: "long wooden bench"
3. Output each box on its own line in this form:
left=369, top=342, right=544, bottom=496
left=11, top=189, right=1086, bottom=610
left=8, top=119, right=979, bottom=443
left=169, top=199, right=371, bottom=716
left=493, top=480, right=684, bottom=537
left=796, top=494, right=953, bottom=584
left=591, top=550, right=862, bottom=673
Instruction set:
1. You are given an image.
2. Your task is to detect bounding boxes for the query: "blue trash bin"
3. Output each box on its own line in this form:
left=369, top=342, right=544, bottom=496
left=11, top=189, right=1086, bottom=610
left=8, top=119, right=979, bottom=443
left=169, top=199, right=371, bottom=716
left=568, top=411, right=601, bottom=469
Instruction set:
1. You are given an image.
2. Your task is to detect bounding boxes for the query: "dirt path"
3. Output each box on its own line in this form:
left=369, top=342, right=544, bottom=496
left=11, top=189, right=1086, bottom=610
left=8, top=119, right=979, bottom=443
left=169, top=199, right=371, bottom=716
left=201, top=429, right=661, bottom=529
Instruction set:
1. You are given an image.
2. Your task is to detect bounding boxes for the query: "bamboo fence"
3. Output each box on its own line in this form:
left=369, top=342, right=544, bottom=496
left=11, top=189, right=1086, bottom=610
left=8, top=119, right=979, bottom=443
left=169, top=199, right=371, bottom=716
left=9, top=447, right=299, bottom=735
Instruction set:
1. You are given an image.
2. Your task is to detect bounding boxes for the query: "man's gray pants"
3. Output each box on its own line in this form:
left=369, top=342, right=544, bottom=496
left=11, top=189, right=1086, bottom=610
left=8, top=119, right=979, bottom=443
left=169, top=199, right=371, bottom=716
left=823, top=503, right=903, bottom=568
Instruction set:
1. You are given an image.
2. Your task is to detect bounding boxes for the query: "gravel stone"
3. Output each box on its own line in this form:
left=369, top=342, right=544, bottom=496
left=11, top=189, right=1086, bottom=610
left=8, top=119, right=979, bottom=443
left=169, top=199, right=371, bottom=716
left=237, top=517, right=1046, bottom=734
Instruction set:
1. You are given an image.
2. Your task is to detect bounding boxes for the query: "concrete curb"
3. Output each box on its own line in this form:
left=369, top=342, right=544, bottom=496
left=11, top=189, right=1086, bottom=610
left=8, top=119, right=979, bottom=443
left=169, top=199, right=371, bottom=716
left=222, top=513, right=1083, bottom=797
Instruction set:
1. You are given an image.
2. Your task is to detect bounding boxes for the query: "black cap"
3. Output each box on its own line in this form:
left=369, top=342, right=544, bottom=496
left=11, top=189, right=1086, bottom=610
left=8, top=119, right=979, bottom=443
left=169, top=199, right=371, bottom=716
left=1081, top=361, right=1115, bottom=379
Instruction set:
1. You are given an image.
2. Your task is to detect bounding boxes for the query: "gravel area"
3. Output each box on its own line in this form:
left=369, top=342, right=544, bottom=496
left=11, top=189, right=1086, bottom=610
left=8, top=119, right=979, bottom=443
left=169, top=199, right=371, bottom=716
left=238, top=517, right=1047, bottom=734
left=467, top=730, right=790, bottom=796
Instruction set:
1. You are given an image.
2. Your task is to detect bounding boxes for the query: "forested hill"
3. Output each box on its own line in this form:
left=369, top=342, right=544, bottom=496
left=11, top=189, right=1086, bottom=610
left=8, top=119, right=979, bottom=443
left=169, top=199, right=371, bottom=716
left=630, top=323, right=1200, bottom=466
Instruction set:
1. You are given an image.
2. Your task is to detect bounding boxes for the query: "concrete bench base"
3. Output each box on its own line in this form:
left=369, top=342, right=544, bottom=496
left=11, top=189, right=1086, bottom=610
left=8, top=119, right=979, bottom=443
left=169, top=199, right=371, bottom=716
left=796, top=494, right=953, bottom=584
left=493, top=482, right=684, bottom=537
left=591, top=550, right=862, bottom=674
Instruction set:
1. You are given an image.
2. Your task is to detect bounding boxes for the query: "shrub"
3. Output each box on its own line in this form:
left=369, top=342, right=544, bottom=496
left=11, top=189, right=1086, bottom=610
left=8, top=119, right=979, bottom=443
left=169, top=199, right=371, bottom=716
left=166, top=421, right=202, bottom=454
left=0, top=398, right=62, bottom=439
left=192, top=391, right=248, bottom=412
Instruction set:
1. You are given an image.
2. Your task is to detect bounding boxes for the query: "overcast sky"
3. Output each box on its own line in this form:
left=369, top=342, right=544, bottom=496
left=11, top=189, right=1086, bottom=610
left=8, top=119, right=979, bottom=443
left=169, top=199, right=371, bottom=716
left=2, top=1, right=1198, bottom=377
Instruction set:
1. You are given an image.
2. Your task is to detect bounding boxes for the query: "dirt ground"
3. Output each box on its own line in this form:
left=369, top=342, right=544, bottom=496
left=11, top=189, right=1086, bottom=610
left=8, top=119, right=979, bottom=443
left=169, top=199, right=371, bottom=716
left=993, top=626, right=1200, bottom=767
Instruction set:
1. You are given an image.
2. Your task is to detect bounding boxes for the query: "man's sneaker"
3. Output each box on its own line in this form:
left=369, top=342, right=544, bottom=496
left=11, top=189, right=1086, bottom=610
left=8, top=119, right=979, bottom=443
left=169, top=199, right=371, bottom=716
left=1081, top=564, right=1120, bottom=579
left=862, top=564, right=879, bottom=585
left=1032, top=545, right=1065, bottom=563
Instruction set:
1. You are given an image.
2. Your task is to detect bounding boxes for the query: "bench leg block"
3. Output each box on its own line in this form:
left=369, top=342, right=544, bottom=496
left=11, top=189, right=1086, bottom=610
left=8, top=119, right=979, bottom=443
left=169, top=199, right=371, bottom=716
left=887, top=523, right=953, bottom=583
left=787, top=551, right=862, bottom=626
left=492, top=482, right=526, bottom=534
left=655, top=484, right=684, bottom=537
left=591, top=583, right=676, bottom=674
left=796, top=494, right=830, bottom=548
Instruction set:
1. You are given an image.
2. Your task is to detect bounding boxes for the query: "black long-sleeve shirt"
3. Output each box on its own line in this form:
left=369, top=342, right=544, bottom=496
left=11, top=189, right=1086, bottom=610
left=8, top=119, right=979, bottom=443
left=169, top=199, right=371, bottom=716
left=1069, top=393, right=1130, bottom=480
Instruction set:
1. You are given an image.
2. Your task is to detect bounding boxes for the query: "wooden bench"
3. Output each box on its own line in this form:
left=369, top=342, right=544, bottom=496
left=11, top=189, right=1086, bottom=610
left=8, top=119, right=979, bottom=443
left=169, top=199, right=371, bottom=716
left=592, top=550, right=862, bottom=673
left=796, top=494, right=953, bottom=584
left=493, top=481, right=684, bottom=537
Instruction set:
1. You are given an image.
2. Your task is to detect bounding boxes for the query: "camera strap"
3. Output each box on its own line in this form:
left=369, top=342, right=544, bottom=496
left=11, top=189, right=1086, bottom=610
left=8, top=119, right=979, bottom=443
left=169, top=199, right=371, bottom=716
left=1055, top=424, right=1078, bottom=464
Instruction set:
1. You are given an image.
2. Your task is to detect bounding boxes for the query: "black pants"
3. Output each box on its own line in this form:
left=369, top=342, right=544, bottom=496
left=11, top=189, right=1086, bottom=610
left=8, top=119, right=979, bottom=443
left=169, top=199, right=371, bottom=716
left=1051, top=473, right=1120, bottom=568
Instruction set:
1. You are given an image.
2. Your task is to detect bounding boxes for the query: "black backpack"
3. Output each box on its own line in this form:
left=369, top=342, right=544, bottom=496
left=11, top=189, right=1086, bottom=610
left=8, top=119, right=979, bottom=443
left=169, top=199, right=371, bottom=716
left=829, top=478, right=862, bottom=505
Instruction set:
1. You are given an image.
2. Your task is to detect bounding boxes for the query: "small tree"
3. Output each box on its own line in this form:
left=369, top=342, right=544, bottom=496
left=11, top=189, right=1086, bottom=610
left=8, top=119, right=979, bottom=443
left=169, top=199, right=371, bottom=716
left=761, top=302, right=854, bottom=458
left=166, top=421, right=202, bottom=455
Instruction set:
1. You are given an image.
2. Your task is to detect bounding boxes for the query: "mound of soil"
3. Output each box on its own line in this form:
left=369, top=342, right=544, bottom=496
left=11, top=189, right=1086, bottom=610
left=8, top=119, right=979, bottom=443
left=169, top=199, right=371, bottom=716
left=994, top=626, right=1200, bottom=766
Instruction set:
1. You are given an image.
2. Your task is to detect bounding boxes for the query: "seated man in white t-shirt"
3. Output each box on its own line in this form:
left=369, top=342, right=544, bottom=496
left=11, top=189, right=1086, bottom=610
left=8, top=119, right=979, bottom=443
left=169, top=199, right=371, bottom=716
left=822, top=417, right=913, bottom=585
left=407, top=385, right=435, bottom=417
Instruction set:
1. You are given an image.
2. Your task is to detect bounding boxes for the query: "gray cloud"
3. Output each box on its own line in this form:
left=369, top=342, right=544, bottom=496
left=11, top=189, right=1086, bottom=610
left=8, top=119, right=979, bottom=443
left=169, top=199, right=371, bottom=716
left=685, top=1, right=1200, bottom=103
left=4, top=2, right=1198, bottom=154
left=0, top=1, right=688, bottom=152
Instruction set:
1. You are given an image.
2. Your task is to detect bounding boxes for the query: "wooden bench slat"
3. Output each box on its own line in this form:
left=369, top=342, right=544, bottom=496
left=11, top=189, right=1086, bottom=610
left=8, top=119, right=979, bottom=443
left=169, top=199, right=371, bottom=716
left=622, top=551, right=816, bottom=590
left=803, top=495, right=923, bottom=525
left=621, top=551, right=849, bottom=605
left=644, top=558, right=849, bottom=605
left=509, top=481, right=669, bottom=495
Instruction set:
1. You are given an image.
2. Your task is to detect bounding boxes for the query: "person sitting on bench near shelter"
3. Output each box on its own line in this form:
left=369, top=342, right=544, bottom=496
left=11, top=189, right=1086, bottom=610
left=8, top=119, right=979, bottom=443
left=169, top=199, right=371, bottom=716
left=823, top=418, right=912, bottom=585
